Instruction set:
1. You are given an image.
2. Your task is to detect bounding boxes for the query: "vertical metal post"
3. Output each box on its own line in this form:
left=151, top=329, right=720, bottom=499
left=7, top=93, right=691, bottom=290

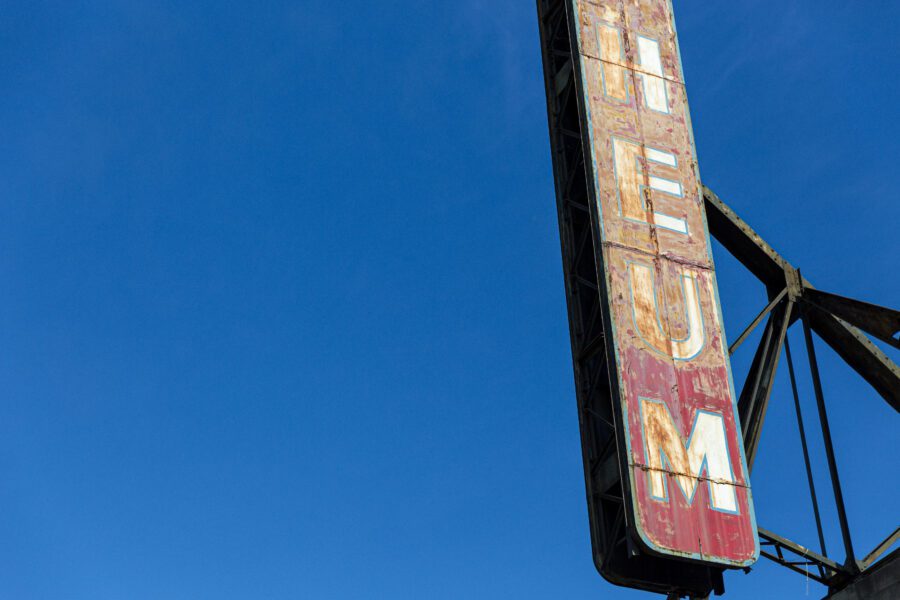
left=739, top=298, right=793, bottom=470
left=802, top=313, right=858, bottom=571
left=742, top=312, right=776, bottom=427
left=784, top=335, right=828, bottom=558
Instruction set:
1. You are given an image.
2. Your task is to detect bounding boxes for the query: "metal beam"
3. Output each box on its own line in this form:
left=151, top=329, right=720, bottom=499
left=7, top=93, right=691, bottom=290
left=705, top=185, right=899, bottom=593
left=861, top=528, right=900, bottom=571
left=758, top=527, right=849, bottom=585
left=802, top=289, right=900, bottom=350
left=702, top=186, right=790, bottom=286
left=730, top=288, right=788, bottom=356
left=704, top=185, right=900, bottom=409
left=738, top=299, right=793, bottom=469
left=805, top=307, right=900, bottom=411
left=784, top=336, right=829, bottom=558
left=803, top=315, right=859, bottom=572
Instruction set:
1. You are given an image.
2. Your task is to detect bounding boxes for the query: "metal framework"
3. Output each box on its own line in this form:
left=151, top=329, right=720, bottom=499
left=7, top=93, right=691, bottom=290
left=535, top=0, right=900, bottom=597
left=706, top=186, right=900, bottom=598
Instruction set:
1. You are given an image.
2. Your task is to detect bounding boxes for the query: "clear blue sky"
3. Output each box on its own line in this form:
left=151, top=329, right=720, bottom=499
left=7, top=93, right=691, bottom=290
left=1, top=1, right=897, bottom=598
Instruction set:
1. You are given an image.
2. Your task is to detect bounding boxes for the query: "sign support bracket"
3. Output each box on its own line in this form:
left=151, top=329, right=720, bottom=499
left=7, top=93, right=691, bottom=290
left=705, top=186, right=899, bottom=596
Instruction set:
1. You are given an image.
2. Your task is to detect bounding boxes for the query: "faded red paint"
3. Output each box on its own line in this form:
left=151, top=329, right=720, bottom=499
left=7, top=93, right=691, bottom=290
left=571, top=0, right=759, bottom=566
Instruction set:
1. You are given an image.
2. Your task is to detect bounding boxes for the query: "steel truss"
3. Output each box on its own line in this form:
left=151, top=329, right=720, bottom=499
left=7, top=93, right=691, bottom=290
left=706, top=186, right=900, bottom=598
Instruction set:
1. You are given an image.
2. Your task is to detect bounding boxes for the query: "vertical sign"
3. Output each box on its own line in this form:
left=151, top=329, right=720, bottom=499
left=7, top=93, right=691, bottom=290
left=570, top=0, right=759, bottom=566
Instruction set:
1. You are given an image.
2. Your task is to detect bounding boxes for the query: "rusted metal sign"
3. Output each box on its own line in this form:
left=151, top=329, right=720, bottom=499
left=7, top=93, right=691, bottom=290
left=565, top=0, right=759, bottom=567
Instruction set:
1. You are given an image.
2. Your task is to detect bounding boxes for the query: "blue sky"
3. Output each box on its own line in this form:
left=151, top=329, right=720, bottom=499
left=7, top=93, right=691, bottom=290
left=0, top=1, right=897, bottom=598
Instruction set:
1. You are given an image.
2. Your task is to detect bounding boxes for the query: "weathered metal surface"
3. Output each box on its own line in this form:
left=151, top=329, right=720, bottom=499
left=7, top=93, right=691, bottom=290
left=862, top=528, right=900, bottom=570
left=535, top=0, right=726, bottom=593
left=802, top=288, right=900, bottom=350
left=538, top=0, right=900, bottom=593
left=565, top=0, right=758, bottom=567
left=826, top=549, right=900, bottom=600
left=758, top=527, right=848, bottom=585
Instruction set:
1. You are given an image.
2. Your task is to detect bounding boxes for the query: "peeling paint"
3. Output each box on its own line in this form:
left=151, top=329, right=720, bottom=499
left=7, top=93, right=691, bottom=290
left=570, top=0, right=759, bottom=567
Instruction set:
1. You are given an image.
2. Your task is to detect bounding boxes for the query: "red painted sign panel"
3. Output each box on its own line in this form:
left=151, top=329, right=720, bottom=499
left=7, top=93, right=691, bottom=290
left=569, top=0, right=759, bottom=566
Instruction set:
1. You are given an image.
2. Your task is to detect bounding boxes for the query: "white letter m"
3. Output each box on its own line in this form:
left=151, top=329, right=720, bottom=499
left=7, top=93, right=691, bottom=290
left=640, top=398, right=738, bottom=513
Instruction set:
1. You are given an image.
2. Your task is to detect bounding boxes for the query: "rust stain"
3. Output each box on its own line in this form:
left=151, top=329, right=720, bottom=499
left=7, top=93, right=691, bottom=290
left=571, top=0, right=758, bottom=568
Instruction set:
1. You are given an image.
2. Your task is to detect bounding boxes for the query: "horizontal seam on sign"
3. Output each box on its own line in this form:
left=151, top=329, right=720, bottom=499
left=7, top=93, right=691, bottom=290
left=600, top=240, right=712, bottom=271
left=582, top=53, right=685, bottom=87
left=630, top=461, right=750, bottom=489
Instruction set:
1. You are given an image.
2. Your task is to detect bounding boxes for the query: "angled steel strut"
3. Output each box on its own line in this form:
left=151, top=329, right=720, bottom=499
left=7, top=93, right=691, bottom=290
left=704, top=185, right=900, bottom=598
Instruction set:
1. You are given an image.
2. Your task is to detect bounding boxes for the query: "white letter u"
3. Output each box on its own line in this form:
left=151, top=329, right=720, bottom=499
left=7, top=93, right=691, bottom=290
left=628, top=262, right=705, bottom=360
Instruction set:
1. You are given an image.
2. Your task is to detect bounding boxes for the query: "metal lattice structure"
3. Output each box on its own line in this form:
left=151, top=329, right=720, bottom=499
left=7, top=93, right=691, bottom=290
left=536, top=0, right=899, bottom=597
left=705, top=187, right=900, bottom=598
